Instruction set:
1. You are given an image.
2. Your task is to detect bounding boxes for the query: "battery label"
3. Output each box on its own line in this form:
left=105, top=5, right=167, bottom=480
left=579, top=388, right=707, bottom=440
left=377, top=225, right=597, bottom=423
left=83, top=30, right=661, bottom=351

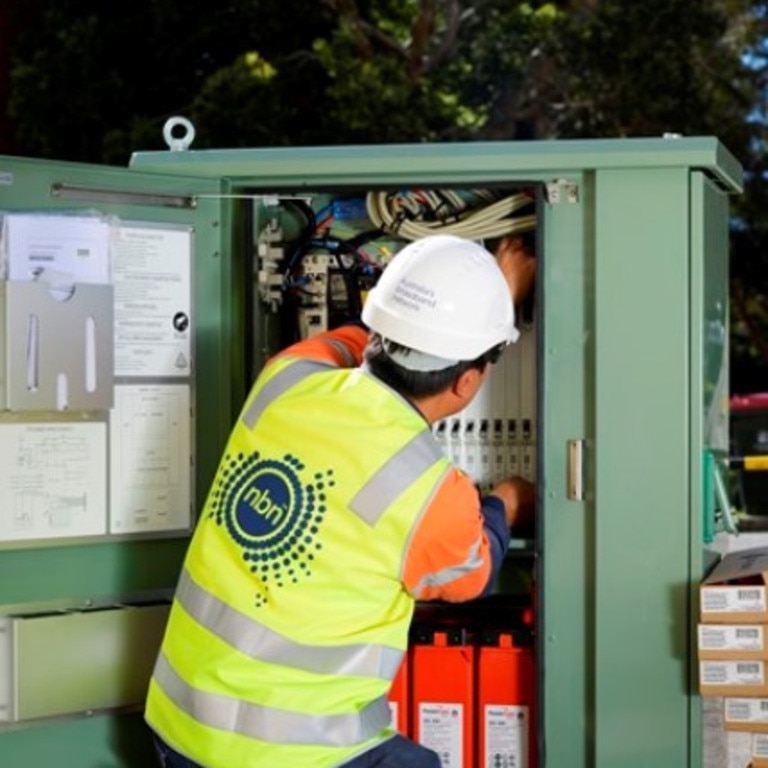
left=700, top=660, right=765, bottom=686
left=419, top=703, right=463, bottom=768
left=701, top=586, right=766, bottom=613
left=484, top=704, right=528, bottom=768
left=725, top=697, right=768, bottom=723
left=698, top=624, right=764, bottom=651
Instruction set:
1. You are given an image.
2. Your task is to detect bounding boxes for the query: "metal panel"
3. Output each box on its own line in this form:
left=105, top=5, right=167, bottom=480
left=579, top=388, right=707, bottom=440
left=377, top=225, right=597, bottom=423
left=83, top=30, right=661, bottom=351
left=593, top=167, right=692, bottom=767
left=1, top=282, right=114, bottom=411
left=539, top=170, right=594, bottom=768
left=130, top=136, right=743, bottom=192
left=2, top=713, right=156, bottom=766
left=0, top=603, right=169, bottom=721
left=690, top=173, right=731, bottom=767
left=0, top=156, right=233, bottom=767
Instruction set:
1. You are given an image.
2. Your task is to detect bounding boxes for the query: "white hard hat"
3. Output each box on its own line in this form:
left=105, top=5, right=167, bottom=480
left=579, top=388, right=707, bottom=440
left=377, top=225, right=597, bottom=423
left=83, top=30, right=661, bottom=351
left=362, top=234, right=518, bottom=365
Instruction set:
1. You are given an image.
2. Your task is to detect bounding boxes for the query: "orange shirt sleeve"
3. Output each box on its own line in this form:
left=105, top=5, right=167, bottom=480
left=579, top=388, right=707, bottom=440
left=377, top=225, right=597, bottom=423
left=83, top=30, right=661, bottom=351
left=270, top=324, right=369, bottom=368
left=402, top=468, right=493, bottom=602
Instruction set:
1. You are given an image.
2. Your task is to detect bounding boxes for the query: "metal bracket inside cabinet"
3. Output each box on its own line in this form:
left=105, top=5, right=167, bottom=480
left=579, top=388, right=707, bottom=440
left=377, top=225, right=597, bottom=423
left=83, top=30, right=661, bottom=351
left=702, top=449, right=740, bottom=542
left=545, top=179, right=579, bottom=205
left=50, top=183, right=197, bottom=209
left=567, top=439, right=585, bottom=500
left=0, top=601, right=170, bottom=724
left=712, top=454, right=739, bottom=536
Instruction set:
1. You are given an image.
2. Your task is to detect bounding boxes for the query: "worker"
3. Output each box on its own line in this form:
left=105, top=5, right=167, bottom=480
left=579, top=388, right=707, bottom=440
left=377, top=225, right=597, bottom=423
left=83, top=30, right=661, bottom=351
left=145, top=232, right=537, bottom=768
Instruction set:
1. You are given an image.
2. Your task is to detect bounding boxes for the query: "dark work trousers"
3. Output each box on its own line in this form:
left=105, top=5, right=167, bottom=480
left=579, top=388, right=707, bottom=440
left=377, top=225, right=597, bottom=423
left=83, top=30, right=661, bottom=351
left=340, top=735, right=442, bottom=767
left=152, top=733, right=441, bottom=768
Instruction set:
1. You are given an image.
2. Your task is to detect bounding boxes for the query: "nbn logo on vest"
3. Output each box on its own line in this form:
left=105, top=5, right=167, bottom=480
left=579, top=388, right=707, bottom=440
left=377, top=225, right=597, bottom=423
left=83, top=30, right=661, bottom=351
left=242, top=483, right=288, bottom=528
left=234, top=461, right=301, bottom=539
left=209, top=451, right=331, bottom=599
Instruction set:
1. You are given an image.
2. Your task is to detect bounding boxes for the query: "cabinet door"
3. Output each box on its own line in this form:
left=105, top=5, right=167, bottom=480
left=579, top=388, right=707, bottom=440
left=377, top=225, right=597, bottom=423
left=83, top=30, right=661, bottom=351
left=543, top=165, right=709, bottom=768
left=539, top=172, right=594, bottom=768
left=690, top=172, right=731, bottom=768
left=0, top=155, right=239, bottom=768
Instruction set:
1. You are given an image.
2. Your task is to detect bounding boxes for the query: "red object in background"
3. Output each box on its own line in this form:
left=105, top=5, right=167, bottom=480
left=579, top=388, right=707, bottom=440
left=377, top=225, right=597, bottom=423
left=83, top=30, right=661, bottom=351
left=730, top=392, right=768, bottom=517
left=388, top=652, right=410, bottom=736
left=477, top=631, right=536, bottom=768
left=412, top=628, right=475, bottom=768
left=731, top=393, right=768, bottom=410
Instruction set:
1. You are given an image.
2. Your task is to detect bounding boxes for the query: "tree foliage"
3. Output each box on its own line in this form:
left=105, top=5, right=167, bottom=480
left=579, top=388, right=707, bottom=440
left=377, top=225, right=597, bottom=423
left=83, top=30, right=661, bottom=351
left=5, top=0, right=768, bottom=390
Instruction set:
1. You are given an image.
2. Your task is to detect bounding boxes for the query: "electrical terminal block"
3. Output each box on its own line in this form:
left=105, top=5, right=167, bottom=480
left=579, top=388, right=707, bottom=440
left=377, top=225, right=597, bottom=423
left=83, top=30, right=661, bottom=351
left=256, top=219, right=285, bottom=310
left=297, top=253, right=339, bottom=339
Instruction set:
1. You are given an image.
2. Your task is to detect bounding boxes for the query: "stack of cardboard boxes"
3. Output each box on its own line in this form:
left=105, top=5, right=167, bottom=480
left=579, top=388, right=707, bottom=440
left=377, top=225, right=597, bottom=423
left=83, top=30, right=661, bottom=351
left=699, top=547, right=768, bottom=767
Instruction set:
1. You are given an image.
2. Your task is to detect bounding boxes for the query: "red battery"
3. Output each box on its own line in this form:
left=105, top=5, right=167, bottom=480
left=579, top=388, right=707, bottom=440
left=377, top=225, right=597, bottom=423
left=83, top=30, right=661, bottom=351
left=388, top=652, right=410, bottom=736
left=477, top=630, right=536, bottom=768
left=411, top=627, right=474, bottom=768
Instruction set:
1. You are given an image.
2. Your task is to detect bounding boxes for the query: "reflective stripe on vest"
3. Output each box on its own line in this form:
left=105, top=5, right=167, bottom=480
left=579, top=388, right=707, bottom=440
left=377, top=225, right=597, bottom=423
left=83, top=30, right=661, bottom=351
left=153, top=652, right=391, bottom=747
left=349, top=429, right=445, bottom=526
left=176, top=568, right=403, bottom=679
left=241, top=359, right=334, bottom=429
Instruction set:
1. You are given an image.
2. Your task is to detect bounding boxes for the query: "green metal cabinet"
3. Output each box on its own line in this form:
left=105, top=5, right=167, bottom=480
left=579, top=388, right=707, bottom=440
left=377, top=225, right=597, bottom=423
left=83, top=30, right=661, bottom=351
left=0, top=137, right=741, bottom=768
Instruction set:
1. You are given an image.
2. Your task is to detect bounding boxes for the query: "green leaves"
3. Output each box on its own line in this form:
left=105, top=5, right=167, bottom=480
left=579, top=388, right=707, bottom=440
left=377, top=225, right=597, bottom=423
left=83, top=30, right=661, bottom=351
left=5, top=0, right=767, bottom=384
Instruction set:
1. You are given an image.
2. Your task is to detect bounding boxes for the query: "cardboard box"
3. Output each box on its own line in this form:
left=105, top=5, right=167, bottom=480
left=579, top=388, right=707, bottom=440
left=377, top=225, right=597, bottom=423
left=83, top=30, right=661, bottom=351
left=701, top=548, right=768, bottom=624
left=699, top=659, right=768, bottom=697
left=698, top=623, right=768, bottom=660
left=725, top=698, right=768, bottom=733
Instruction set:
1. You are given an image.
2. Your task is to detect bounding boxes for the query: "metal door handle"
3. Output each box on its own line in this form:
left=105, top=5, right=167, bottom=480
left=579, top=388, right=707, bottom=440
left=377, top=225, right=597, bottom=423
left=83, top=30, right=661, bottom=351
left=567, top=439, right=584, bottom=501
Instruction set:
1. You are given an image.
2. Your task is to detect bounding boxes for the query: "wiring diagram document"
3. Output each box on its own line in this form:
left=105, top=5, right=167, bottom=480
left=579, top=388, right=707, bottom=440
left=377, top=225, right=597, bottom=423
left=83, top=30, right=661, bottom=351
left=0, top=422, right=107, bottom=541
left=108, top=382, right=192, bottom=535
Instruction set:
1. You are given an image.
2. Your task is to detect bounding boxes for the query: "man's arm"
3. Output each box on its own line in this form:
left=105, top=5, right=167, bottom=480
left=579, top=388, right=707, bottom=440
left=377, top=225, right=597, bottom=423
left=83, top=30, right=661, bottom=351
left=480, top=477, right=536, bottom=594
left=401, top=470, right=533, bottom=603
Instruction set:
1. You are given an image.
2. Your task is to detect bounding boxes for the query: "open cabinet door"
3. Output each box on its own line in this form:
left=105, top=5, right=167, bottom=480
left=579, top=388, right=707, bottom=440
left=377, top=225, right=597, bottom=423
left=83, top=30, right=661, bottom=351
left=691, top=171, right=731, bottom=768
left=0, top=155, right=242, bottom=768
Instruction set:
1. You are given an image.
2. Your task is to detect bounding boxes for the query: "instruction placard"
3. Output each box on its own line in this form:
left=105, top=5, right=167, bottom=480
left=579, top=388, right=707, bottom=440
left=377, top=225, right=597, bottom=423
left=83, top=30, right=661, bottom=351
left=113, top=223, right=193, bottom=377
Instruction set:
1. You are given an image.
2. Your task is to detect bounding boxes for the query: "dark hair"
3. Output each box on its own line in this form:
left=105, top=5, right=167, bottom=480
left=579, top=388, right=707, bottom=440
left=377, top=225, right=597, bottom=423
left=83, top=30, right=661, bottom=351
left=363, top=333, right=505, bottom=399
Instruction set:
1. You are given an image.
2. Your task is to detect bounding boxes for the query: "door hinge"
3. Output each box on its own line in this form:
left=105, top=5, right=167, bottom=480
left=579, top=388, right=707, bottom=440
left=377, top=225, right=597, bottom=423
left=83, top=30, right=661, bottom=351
left=546, top=179, right=579, bottom=205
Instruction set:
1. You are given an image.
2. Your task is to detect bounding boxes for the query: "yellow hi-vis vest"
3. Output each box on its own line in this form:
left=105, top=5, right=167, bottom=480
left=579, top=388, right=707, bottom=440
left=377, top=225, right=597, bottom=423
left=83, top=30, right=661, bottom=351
left=146, top=355, right=452, bottom=768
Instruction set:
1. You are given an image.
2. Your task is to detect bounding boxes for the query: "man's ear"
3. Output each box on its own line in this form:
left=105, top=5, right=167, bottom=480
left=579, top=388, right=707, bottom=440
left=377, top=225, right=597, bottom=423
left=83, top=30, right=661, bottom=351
left=452, top=366, right=484, bottom=402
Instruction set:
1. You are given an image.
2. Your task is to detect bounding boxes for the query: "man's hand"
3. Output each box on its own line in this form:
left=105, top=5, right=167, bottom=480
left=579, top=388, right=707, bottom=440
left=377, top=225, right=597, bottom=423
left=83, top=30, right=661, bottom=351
left=495, top=235, right=536, bottom=305
left=489, top=476, right=536, bottom=532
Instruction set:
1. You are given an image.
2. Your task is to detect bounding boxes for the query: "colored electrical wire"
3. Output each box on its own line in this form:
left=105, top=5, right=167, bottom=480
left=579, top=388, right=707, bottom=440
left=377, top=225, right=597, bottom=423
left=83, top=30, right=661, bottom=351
left=365, top=190, right=536, bottom=241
